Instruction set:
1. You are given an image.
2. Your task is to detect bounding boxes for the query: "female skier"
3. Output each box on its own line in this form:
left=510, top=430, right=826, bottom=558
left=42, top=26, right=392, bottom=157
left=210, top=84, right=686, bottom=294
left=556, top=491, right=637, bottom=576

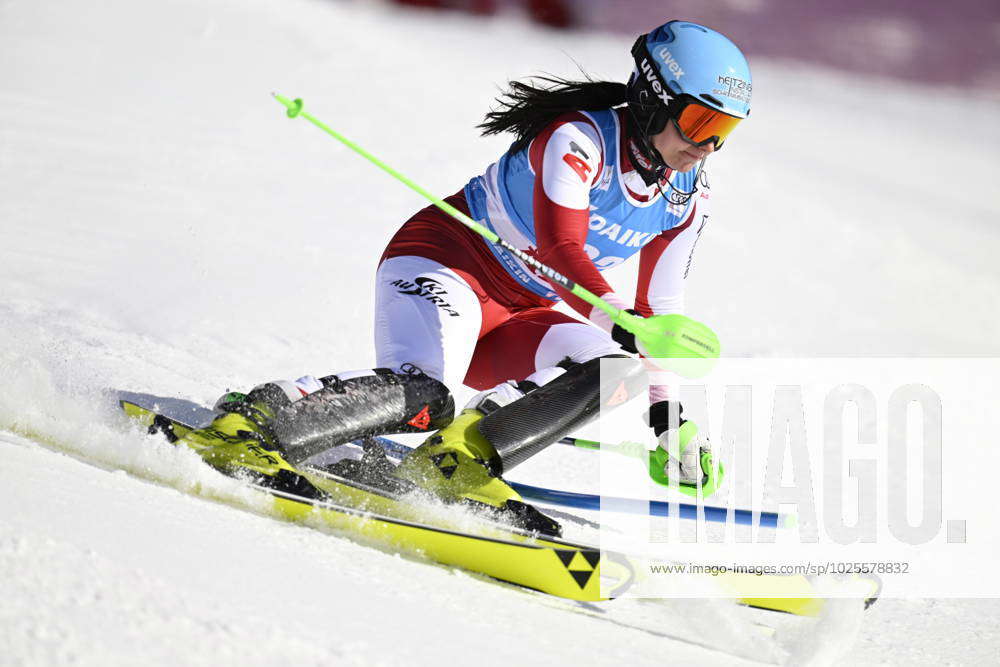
left=182, top=20, right=752, bottom=535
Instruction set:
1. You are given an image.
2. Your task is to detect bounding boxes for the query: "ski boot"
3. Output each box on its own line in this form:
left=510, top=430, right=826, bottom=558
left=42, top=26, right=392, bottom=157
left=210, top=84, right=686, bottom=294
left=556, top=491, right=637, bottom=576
left=181, top=367, right=455, bottom=497
left=392, top=385, right=561, bottom=536
left=394, top=355, right=646, bottom=537
left=178, top=386, right=322, bottom=498
left=647, top=401, right=723, bottom=497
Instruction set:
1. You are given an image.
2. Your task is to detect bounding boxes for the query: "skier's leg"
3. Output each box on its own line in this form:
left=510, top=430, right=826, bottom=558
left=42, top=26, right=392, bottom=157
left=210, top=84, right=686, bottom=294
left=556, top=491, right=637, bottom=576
left=393, top=308, right=642, bottom=534
left=255, top=255, right=486, bottom=464
left=463, top=307, right=642, bottom=472
left=468, top=309, right=718, bottom=493
left=463, top=307, right=626, bottom=391
left=175, top=255, right=487, bottom=473
left=373, top=254, right=486, bottom=393
left=177, top=368, right=456, bottom=482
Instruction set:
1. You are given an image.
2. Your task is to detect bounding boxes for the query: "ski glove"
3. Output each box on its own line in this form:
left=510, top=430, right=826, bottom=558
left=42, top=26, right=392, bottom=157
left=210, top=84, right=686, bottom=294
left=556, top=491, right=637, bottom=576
left=648, top=399, right=687, bottom=436
left=610, top=309, right=642, bottom=354
left=648, top=400, right=715, bottom=488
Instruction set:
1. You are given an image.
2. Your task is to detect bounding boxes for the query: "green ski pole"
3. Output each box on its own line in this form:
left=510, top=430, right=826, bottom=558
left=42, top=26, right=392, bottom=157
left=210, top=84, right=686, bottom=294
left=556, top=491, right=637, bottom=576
left=272, top=94, right=719, bottom=374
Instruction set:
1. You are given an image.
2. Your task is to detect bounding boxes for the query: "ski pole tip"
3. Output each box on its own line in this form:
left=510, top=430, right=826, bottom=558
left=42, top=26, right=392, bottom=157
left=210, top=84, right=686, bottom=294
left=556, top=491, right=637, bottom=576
left=272, top=93, right=304, bottom=118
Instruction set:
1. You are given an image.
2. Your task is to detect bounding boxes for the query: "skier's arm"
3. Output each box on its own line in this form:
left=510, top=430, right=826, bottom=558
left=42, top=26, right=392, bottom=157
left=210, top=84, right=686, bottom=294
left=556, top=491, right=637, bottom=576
left=530, top=118, right=629, bottom=320
left=634, top=195, right=707, bottom=318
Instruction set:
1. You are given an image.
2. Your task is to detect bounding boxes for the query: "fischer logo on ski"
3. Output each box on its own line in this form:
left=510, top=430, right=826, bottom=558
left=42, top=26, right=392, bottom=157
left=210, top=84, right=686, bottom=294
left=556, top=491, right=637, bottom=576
left=430, top=452, right=459, bottom=479
left=555, top=549, right=601, bottom=589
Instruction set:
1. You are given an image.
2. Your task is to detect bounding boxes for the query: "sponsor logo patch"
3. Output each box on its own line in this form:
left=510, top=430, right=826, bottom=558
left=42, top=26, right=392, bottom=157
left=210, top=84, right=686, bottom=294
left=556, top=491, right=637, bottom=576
left=407, top=405, right=431, bottom=430
left=713, top=75, right=752, bottom=104
left=640, top=57, right=673, bottom=106
left=654, top=46, right=685, bottom=79
left=391, top=277, right=461, bottom=317
left=562, top=152, right=592, bottom=182
left=568, top=140, right=590, bottom=160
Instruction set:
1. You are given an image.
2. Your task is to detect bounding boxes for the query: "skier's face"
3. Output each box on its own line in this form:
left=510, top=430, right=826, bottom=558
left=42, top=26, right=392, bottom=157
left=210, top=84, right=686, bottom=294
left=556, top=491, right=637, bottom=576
left=650, top=120, right=715, bottom=172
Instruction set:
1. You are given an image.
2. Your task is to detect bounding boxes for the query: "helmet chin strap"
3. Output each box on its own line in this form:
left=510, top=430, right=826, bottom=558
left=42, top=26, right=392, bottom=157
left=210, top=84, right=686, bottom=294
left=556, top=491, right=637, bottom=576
left=656, top=158, right=705, bottom=207
left=625, top=104, right=702, bottom=207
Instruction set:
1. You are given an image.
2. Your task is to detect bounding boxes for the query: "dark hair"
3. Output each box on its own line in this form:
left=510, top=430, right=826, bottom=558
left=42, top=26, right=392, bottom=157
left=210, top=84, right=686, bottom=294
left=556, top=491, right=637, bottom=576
left=478, top=74, right=628, bottom=154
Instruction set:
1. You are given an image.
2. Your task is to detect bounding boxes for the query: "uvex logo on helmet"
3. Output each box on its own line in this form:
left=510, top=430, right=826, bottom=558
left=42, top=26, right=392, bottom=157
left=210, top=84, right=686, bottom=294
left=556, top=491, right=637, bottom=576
left=654, top=46, right=685, bottom=79
left=640, top=57, right=673, bottom=106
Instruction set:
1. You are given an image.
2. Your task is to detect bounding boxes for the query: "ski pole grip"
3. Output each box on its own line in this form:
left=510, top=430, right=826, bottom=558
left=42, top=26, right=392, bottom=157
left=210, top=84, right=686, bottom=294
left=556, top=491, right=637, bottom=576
left=617, top=312, right=721, bottom=378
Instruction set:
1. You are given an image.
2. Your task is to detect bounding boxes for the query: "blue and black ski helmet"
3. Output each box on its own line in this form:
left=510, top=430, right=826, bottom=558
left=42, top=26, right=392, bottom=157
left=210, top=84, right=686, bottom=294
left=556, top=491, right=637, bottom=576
left=627, top=20, right=752, bottom=148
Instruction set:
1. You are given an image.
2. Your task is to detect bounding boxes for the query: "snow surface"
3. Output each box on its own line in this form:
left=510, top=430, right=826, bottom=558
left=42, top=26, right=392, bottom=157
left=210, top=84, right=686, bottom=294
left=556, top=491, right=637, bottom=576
left=2, top=0, right=1000, bottom=664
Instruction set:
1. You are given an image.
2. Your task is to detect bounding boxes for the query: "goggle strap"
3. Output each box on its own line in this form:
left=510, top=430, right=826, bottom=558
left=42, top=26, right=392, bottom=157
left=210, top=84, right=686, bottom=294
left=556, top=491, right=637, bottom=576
left=624, top=103, right=668, bottom=183
left=630, top=35, right=674, bottom=114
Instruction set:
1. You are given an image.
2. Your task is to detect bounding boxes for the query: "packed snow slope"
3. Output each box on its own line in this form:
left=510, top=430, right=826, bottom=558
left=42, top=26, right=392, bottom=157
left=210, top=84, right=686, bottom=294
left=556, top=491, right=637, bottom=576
left=2, top=0, right=1000, bottom=665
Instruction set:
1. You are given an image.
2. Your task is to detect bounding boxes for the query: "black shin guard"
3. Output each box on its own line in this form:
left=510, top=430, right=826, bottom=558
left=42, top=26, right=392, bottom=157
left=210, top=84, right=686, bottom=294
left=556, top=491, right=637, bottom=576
left=264, top=367, right=454, bottom=464
left=477, top=354, right=645, bottom=472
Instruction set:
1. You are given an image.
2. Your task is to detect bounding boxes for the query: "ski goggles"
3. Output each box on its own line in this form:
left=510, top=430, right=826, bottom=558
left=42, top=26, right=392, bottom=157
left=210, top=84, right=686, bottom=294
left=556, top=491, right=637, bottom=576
left=669, top=99, right=743, bottom=149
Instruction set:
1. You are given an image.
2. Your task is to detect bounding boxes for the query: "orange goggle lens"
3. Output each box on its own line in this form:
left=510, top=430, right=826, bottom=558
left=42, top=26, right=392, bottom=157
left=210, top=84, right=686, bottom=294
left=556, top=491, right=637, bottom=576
left=674, top=103, right=743, bottom=148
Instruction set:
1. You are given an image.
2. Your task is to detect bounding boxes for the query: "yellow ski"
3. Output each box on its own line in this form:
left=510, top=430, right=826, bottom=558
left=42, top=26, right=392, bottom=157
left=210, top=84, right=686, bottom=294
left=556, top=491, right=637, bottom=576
left=121, top=399, right=878, bottom=614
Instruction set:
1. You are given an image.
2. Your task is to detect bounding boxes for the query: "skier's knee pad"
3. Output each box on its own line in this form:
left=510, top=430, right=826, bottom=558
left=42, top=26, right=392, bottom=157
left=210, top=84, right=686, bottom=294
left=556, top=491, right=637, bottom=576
left=478, top=354, right=645, bottom=472
left=268, top=366, right=455, bottom=464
